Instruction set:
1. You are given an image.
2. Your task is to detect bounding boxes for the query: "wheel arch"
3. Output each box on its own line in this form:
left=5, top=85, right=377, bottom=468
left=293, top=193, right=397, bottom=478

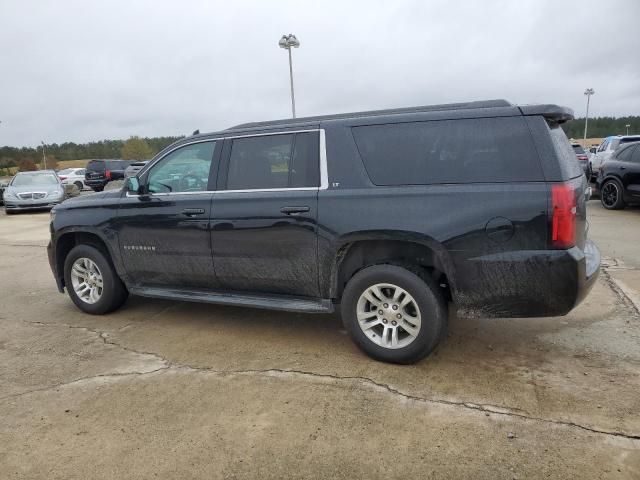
left=54, top=228, right=125, bottom=289
left=327, top=231, right=456, bottom=302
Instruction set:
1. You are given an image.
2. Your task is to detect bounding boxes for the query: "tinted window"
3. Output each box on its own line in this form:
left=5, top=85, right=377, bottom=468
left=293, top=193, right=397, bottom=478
left=352, top=117, right=542, bottom=185
left=226, top=132, right=319, bottom=190
left=548, top=125, right=583, bottom=179
left=616, top=145, right=636, bottom=162
left=106, top=160, right=130, bottom=170
left=147, top=142, right=215, bottom=193
left=572, top=145, right=586, bottom=154
left=632, top=146, right=640, bottom=164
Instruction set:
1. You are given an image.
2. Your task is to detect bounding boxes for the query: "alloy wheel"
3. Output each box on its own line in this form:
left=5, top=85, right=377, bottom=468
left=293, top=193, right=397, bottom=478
left=601, top=182, right=619, bottom=208
left=70, top=257, right=104, bottom=304
left=356, top=283, right=422, bottom=349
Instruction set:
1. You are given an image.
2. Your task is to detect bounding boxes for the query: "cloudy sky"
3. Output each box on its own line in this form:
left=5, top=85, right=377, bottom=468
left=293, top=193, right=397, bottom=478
left=1, top=0, right=638, bottom=147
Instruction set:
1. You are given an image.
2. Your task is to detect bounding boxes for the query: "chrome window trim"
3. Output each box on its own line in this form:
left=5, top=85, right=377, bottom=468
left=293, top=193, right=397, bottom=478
left=126, top=128, right=328, bottom=197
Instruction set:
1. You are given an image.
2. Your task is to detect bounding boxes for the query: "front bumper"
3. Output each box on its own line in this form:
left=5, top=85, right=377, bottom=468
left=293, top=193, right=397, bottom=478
left=5, top=198, right=62, bottom=210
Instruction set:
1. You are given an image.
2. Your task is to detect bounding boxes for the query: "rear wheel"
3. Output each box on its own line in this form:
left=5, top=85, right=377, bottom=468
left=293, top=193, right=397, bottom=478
left=340, top=264, right=447, bottom=364
left=91, top=186, right=104, bottom=192
left=74, top=181, right=83, bottom=191
left=600, top=179, right=625, bottom=210
left=63, top=244, right=128, bottom=314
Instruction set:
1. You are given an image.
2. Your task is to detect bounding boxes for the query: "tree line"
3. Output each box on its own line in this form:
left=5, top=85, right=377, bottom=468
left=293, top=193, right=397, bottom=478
left=562, top=116, right=639, bottom=140
left=0, top=136, right=183, bottom=175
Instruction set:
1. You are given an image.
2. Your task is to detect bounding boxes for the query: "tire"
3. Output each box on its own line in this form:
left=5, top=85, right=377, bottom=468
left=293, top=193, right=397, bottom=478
left=600, top=179, right=625, bottom=210
left=340, top=264, right=447, bottom=364
left=63, top=244, right=128, bottom=314
left=91, top=186, right=104, bottom=192
left=74, top=181, right=83, bottom=191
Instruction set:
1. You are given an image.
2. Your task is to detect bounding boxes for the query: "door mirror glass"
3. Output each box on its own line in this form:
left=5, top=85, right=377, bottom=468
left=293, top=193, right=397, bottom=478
left=126, top=176, right=141, bottom=194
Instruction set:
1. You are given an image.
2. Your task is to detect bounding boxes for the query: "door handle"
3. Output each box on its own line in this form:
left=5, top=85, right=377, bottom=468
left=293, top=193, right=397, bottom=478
left=280, top=206, right=310, bottom=215
left=619, top=166, right=626, bottom=170
left=182, top=208, right=205, bottom=216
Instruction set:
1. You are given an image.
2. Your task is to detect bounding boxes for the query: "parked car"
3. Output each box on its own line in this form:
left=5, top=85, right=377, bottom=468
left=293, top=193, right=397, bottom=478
left=4, top=170, right=65, bottom=214
left=571, top=143, right=589, bottom=175
left=84, top=159, right=132, bottom=192
left=124, top=161, right=149, bottom=178
left=596, top=141, right=640, bottom=210
left=0, top=180, right=8, bottom=205
left=57, top=167, right=87, bottom=191
left=48, top=99, right=599, bottom=364
left=590, top=135, right=640, bottom=181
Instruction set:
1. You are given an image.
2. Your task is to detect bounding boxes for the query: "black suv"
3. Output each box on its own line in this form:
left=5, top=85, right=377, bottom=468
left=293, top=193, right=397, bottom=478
left=596, top=141, right=640, bottom=209
left=48, top=100, right=600, bottom=363
left=84, top=159, right=132, bottom=191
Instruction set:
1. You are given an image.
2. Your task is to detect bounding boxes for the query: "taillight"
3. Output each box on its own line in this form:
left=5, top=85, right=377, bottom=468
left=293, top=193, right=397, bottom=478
left=551, top=184, right=576, bottom=249
left=105, top=170, right=111, bottom=180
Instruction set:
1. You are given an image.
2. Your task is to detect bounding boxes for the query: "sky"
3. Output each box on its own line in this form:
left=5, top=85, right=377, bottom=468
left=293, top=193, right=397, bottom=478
left=1, top=0, right=639, bottom=147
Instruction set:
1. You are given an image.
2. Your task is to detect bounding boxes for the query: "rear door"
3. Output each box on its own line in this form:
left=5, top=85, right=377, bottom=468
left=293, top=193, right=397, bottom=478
left=115, top=140, right=221, bottom=289
left=210, top=130, right=322, bottom=297
left=625, top=145, right=640, bottom=197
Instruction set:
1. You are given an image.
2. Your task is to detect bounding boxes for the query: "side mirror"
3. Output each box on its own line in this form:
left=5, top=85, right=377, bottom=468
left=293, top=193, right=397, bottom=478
left=125, top=176, right=143, bottom=194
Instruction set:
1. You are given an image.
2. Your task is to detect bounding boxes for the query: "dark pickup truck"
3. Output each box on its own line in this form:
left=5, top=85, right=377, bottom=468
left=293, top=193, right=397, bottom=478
left=48, top=99, right=600, bottom=363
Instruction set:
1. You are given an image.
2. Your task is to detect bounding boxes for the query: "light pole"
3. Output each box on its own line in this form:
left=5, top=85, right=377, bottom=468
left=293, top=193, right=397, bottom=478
left=583, top=88, right=595, bottom=144
left=626, top=124, right=631, bottom=136
left=278, top=34, right=300, bottom=118
left=41, top=141, right=47, bottom=169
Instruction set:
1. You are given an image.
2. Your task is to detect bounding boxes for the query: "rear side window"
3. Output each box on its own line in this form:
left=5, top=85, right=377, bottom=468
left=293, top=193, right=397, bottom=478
left=616, top=145, right=636, bottom=162
left=106, top=160, right=129, bottom=170
left=548, top=124, right=583, bottom=179
left=225, top=132, right=319, bottom=190
left=352, top=117, right=542, bottom=185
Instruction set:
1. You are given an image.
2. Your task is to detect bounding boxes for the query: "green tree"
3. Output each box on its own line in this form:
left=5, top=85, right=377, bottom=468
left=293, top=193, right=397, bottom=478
left=18, top=158, right=38, bottom=171
left=121, top=136, right=154, bottom=160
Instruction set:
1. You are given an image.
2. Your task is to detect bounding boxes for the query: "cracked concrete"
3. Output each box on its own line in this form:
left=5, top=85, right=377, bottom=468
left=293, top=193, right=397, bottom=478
left=1, top=201, right=640, bottom=479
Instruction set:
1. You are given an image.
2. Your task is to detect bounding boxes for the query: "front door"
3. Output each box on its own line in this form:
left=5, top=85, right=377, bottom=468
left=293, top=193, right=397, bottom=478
left=210, top=131, right=321, bottom=297
left=116, top=140, right=221, bottom=289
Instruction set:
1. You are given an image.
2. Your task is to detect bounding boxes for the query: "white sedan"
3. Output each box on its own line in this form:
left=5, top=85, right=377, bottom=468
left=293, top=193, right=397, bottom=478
left=57, top=168, right=87, bottom=191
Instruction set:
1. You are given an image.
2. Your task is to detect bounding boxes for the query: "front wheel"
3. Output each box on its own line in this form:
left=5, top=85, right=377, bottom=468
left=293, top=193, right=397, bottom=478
left=63, top=244, right=128, bottom=314
left=600, top=179, right=625, bottom=210
left=340, top=265, right=447, bottom=364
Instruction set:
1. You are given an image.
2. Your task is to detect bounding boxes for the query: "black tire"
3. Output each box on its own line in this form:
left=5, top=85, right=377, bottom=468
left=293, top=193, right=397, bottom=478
left=63, top=244, right=128, bottom=314
left=91, top=186, right=104, bottom=192
left=600, top=179, right=625, bottom=210
left=340, top=264, right=447, bottom=364
left=74, top=181, right=83, bottom=191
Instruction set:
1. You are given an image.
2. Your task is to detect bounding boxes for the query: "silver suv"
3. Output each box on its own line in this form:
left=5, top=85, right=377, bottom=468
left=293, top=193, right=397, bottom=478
left=590, top=135, right=640, bottom=180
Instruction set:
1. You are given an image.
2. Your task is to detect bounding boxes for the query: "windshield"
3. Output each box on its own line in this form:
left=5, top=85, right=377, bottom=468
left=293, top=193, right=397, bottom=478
left=11, top=173, right=59, bottom=186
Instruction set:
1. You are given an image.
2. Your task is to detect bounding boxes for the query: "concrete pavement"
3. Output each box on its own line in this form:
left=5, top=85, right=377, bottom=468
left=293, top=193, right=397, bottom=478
left=0, top=200, right=639, bottom=479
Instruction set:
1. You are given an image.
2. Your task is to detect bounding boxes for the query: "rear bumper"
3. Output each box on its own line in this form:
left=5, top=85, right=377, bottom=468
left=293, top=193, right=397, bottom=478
left=453, top=240, right=600, bottom=318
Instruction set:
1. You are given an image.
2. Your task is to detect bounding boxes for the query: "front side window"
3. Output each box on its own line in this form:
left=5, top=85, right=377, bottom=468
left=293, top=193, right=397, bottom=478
left=226, top=132, right=319, bottom=190
left=147, top=141, right=215, bottom=193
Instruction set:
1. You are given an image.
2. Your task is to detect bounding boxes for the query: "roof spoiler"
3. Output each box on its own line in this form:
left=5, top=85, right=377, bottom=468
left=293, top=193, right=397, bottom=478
left=518, top=104, right=574, bottom=124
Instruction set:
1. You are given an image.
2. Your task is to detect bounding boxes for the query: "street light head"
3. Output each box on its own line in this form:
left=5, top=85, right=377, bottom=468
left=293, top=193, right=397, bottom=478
left=288, top=34, right=300, bottom=48
left=278, top=33, right=300, bottom=49
left=584, top=88, right=595, bottom=96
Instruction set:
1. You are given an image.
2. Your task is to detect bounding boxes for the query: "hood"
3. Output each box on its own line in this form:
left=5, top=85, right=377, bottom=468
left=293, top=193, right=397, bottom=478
left=54, top=188, right=122, bottom=209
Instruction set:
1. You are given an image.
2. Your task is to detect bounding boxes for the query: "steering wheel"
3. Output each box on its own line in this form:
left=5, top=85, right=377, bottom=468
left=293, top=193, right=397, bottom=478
left=179, top=174, right=204, bottom=192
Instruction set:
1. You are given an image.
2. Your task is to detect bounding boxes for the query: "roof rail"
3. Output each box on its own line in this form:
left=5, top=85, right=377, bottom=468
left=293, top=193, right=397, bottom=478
left=228, top=99, right=513, bottom=130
